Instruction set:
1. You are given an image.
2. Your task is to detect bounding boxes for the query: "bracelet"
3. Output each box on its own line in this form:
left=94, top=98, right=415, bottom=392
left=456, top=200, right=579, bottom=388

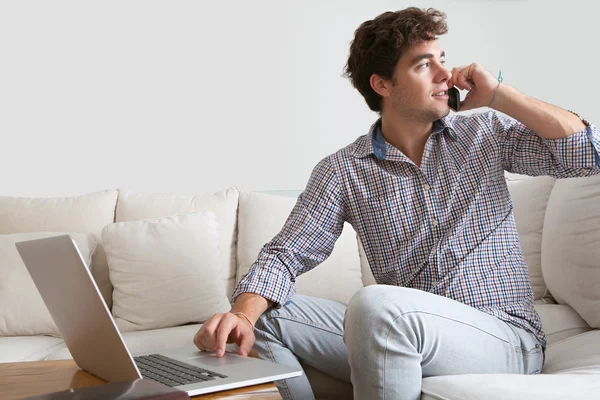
left=489, top=70, right=503, bottom=108
left=232, top=312, right=255, bottom=330
left=489, top=81, right=502, bottom=108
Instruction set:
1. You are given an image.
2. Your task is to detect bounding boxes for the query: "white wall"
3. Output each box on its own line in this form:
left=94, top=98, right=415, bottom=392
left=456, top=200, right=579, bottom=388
left=1, top=0, right=598, bottom=197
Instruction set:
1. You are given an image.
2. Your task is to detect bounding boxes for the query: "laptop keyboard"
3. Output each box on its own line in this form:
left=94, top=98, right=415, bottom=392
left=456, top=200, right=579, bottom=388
left=134, top=354, right=228, bottom=387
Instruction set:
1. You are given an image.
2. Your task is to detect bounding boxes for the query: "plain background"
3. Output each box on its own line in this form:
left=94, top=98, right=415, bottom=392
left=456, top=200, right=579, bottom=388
left=1, top=0, right=598, bottom=197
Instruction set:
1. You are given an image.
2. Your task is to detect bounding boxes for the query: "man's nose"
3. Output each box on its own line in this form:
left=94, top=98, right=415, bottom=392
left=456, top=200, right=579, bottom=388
left=438, top=67, right=452, bottom=83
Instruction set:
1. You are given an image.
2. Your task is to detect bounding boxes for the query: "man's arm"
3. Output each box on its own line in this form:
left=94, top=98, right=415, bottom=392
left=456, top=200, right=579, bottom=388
left=451, top=63, right=600, bottom=177
left=492, top=84, right=587, bottom=140
left=231, top=156, right=347, bottom=308
left=194, top=156, right=347, bottom=357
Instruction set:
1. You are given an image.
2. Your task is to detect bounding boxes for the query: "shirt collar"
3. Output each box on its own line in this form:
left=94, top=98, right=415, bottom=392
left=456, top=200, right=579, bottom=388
left=353, top=117, right=457, bottom=160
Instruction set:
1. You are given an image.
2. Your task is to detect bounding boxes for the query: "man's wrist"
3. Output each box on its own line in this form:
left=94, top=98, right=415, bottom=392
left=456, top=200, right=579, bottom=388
left=231, top=312, right=255, bottom=330
left=488, top=82, right=514, bottom=113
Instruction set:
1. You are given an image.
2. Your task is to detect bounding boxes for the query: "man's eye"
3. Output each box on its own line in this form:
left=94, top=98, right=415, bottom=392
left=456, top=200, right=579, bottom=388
left=440, top=60, right=446, bottom=65
left=420, top=62, right=430, bottom=69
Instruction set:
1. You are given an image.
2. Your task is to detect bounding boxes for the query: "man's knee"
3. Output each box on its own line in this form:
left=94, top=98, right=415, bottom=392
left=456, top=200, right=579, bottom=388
left=344, top=285, right=424, bottom=341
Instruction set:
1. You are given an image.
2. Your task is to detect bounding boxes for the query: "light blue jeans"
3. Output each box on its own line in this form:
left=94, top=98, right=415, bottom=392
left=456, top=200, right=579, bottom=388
left=253, top=285, right=544, bottom=400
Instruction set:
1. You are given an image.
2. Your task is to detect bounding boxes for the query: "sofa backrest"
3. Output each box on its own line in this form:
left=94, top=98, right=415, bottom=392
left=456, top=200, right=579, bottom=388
left=0, top=190, right=118, bottom=308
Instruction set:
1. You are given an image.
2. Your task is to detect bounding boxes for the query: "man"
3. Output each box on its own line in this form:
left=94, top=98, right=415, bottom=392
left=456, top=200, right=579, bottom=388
left=193, top=7, right=600, bottom=400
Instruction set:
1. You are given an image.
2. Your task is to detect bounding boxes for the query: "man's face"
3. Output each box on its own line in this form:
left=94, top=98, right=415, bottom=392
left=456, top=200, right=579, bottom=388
left=385, top=40, right=452, bottom=122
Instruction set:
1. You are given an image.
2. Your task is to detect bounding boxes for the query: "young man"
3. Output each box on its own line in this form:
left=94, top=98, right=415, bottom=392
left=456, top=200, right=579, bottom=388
left=193, top=7, right=600, bottom=400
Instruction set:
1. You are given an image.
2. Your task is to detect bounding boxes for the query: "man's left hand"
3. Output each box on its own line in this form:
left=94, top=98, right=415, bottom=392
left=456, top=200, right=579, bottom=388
left=450, top=63, right=499, bottom=111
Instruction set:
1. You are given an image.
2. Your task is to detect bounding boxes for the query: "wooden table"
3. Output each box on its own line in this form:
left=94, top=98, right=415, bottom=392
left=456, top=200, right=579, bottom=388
left=0, top=359, right=282, bottom=400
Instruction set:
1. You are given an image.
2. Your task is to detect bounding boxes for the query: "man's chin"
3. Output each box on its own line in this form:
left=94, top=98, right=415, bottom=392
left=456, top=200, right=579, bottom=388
left=424, top=107, right=450, bottom=122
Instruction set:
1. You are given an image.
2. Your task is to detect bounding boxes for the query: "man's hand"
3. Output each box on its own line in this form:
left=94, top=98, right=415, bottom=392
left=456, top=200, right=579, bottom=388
left=450, top=63, right=499, bottom=111
left=193, top=312, right=255, bottom=358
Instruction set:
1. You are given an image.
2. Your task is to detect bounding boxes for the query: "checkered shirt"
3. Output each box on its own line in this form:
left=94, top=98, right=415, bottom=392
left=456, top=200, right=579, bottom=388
left=233, top=110, right=600, bottom=349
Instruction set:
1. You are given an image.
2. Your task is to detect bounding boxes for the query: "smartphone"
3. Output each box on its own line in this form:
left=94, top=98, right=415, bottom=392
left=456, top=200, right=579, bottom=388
left=448, top=87, right=461, bottom=112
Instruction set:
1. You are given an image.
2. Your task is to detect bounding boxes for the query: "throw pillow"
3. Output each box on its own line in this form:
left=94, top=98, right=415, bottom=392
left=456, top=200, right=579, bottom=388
left=102, top=212, right=231, bottom=332
left=0, top=232, right=97, bottom=337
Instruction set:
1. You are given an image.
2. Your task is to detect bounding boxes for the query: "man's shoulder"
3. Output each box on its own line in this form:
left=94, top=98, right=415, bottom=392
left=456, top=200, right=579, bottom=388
left=329, top=134, right=371, bottom=162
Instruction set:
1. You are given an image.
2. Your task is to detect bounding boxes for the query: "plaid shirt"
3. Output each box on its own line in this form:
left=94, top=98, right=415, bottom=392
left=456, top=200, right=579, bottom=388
left=233, top=110, right=600, bottom=349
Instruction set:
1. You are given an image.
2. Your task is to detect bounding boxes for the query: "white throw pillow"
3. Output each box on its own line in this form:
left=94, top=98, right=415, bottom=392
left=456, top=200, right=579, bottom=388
left=236, top=191, right=363, bottom=305
left=102, top=212, right=231, bottom=332
left=115, top=188, right=238, bottom=299
left=542, top=173, right=600, bottom=328
left=505, top=174, right=556, bottom=301
left=0, top=232, right=97, bottom=337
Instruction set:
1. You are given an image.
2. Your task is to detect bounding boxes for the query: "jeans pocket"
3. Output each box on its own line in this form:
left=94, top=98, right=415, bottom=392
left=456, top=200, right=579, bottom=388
left=517, top=331, right=544, bottom=375
left=522, top=349, right=544, bottom=375
left=508, top=323, right=544, bottom=375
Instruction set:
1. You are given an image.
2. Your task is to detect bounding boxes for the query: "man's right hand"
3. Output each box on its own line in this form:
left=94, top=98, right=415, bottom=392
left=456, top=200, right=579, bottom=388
left=193, top=311, right=255, bottom=357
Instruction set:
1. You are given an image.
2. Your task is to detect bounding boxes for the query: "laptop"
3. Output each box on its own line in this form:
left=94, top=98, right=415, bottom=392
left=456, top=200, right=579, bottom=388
left=16, top=234, right=302, bottom=396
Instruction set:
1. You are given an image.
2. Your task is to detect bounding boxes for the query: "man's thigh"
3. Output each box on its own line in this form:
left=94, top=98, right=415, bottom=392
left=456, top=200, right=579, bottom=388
left=257, top=294, right=351, bottom=382
left=344, top=286, right=544, bottom=376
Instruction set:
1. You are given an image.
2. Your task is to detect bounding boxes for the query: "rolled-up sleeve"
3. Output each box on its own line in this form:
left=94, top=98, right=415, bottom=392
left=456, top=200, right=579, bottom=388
left=492, top=111, right=600, bottom=178
left=231, top=156, right=346, bottom=307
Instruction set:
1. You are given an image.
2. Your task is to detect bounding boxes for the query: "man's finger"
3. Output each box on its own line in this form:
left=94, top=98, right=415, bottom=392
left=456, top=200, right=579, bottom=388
left=215, top=314, right=239, bottom=357
left=237, top=331, right=255, bottom=357
left=195, top=313, right=225, bottom=350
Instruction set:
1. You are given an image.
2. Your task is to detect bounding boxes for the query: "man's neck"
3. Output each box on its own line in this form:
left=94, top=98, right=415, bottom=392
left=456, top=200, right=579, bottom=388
left=380, top=111, right=433, bottom=167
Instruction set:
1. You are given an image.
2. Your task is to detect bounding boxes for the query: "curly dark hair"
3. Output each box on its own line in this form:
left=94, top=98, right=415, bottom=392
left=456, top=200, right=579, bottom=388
left=344, top=8, right=448, bottom=112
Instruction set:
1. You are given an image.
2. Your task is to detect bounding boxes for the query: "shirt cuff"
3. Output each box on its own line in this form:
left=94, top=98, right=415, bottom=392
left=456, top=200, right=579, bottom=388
left=541, top=124, right=600, bottom=169
left=231, top=269, right=296, bottom=309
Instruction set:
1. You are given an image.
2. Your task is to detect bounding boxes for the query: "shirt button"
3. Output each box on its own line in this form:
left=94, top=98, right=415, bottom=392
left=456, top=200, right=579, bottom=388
left=432, top=219, right=438, bottom=226
left=424, top=184, right=431, bottom=191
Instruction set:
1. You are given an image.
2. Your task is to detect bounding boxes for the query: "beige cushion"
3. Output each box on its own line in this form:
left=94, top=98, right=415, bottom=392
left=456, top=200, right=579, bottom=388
left=236, top=191, right=363, bottom=304
left=421, top=374, right=600, bottom=400
left=0, top=335, right=65, bottom=362
left=542, top=174, right=600, bottom=327
left=505, top=174, right=556, bottom=301
left=543, top=330, right=600, bottom=374
left=102, top=212, right=231, bottom=332
left=0, top=190, right=118, bottom=308
left=45, top=324, right=203, bottom=361
left=115, top=188, right=239, bottom=298
left=0, top=232, right=97, bottom=336
left=535, top=304, right=592, bottom=346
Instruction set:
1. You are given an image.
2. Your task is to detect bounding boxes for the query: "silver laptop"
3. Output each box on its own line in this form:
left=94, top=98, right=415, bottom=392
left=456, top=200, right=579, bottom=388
left=16, top=235, right=302, bottom=396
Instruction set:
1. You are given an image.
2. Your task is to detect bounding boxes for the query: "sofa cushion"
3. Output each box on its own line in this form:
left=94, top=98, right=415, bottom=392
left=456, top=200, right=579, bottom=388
left=0, top=232, right=97, bottom=337
left=542, top=330, right=600, bottom=374
left=102, top=212, right=231, bottom=332
left=535, top=304, right=592, bottom=346
left=0, top=335, right=65, bottom=362
left=0, top=190, right=118, bottom=308
left=421, top=374, right=600, bottom=400
left=504, top=173, right=556, bottom=301
left=115, top=188, right=239, bottom=298
left=236, top=191, right=363, bottom=304
left=542, top=174, right=600, bottom=327
left=45, top=324, right=204, bottom=360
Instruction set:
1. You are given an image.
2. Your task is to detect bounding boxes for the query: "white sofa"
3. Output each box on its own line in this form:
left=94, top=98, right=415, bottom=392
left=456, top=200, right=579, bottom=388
left=1, top=172, right=599, bottom=399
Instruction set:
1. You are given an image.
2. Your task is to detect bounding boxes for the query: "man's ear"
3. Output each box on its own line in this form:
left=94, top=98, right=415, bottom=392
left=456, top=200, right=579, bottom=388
left=370, top=74, right=393, bottom=99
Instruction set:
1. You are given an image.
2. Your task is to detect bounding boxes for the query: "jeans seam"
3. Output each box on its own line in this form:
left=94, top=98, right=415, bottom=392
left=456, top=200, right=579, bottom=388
left=395, top=310, right=514, bottom=345
left=265, top=315, right=344, bottom=337
left=256, top=327, right=295, bottom=400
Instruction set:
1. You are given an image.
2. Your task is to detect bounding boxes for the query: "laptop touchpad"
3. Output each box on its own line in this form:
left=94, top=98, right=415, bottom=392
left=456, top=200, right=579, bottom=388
left=189, top=354, right=251, bottom=366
